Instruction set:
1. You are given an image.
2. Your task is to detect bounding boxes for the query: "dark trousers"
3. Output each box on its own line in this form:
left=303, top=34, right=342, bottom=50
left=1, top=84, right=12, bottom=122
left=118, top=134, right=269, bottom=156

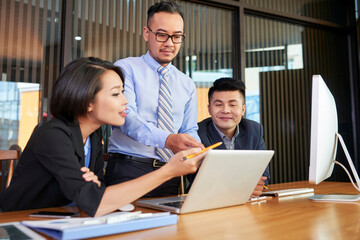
left=104, top=155, right=180, bottom=198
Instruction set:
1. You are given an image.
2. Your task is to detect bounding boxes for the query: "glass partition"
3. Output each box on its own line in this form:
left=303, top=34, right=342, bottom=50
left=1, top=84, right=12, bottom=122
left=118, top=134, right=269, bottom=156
left=244, top=0, right=351, bottom=25
left=0, top=0, right=62, bottom=150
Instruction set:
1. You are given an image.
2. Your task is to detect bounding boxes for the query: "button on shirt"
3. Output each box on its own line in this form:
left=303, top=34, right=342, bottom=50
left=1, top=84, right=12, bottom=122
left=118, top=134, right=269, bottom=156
left=212, top=122, right=240, bottom=150
left=108, top=52, right=200, bottom=159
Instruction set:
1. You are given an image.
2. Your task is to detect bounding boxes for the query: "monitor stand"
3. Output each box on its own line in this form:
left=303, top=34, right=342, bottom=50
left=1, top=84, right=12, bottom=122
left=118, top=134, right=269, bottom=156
left=311, top=133, right=360, bottom=202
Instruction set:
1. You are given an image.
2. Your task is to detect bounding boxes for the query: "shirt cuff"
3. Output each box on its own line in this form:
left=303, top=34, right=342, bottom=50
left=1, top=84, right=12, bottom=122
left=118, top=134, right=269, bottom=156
left=154, top=130, right=171, bottom=149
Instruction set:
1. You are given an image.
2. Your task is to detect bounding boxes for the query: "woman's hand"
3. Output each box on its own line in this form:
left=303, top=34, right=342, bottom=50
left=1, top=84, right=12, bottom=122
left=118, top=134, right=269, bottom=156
left=81, top=167, right=101, bottom=187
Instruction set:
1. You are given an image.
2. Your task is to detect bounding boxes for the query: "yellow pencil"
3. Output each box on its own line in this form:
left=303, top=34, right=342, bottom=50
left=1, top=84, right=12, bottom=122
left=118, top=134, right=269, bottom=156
left=183, top=142, right=222, bottom=160
left=263, top=185, right=268, bottom=189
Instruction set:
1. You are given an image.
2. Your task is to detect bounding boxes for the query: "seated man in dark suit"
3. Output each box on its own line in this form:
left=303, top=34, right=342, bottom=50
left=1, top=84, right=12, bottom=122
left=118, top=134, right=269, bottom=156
left=195, top=77, right=270, bottom=197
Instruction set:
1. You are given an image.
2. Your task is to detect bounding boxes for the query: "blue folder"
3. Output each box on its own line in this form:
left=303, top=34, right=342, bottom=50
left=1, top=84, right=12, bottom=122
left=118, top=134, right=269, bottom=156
left=25, top=215, right=177, bottom=240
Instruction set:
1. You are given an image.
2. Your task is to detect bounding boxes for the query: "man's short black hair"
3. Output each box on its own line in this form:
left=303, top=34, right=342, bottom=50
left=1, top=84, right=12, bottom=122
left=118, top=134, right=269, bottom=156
left=208, top=77, right=246, bottom=104
left=50, top=57, right=124, bottom=123
left=147, top=1, right=184, bottom=25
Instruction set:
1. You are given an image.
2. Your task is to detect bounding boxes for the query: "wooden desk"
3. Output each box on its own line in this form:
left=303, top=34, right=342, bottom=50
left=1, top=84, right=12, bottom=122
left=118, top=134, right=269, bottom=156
left=1, top=181, right=359, bottom=239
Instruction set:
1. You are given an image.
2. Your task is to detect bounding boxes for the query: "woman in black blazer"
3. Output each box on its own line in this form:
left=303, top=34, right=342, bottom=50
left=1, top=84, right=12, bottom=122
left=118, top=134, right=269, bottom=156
left=0, top=57, right=206, bottom=217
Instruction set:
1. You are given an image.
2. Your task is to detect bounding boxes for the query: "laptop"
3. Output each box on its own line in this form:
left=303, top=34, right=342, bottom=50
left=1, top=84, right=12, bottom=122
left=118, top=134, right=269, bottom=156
left=136, top=149, right=274, bottom=214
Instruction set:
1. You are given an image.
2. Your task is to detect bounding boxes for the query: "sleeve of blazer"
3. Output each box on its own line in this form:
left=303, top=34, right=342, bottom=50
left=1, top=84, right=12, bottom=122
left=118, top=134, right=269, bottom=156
left=92, top=128, right=105, bottom=183
left=256, top=123, right=266, bottom=150
left=256, top=123, right=270, bottom=184
left=33, top=124, right=106, bottom=217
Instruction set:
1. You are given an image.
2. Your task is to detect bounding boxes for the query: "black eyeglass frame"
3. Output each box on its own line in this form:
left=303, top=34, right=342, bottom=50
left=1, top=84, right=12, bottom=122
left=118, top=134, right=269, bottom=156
left=147, top=27, right=186, bottom=44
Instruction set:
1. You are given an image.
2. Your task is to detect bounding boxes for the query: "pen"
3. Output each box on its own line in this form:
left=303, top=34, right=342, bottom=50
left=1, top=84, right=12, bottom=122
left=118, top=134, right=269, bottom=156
left=182, top=142, right=222, bottom=160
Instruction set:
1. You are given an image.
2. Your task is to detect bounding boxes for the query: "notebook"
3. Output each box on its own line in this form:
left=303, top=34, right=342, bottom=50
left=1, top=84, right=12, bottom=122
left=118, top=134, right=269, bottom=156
left=136, top=149, right=274, bottom=214
left=22, top=212, right=177, bottom=240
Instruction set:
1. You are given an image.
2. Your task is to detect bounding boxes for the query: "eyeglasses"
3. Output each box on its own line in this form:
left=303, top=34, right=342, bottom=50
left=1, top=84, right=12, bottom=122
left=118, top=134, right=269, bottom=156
left=147, top=27, right=186, bottom=44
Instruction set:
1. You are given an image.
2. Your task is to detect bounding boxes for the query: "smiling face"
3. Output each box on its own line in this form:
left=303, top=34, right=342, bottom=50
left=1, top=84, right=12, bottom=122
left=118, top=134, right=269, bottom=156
left=88, top=70, right=128, bottom=126
left=208, top=90, right=246, bottom=139
left=143, top=11, right=184, bottom=66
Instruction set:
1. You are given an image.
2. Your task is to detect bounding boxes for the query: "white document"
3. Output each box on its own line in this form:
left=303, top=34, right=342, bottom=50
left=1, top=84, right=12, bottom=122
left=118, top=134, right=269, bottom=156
left=262, top=188, right=314, bottom=197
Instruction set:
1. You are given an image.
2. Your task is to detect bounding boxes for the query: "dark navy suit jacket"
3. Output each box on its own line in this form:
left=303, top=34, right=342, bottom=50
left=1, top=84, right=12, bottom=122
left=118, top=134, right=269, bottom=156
left=191, top=117, right=270, bottom=185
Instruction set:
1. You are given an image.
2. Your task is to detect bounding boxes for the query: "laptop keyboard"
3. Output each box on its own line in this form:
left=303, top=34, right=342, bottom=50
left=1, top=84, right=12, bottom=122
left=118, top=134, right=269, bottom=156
left=159, top=200, right=185, bottom=208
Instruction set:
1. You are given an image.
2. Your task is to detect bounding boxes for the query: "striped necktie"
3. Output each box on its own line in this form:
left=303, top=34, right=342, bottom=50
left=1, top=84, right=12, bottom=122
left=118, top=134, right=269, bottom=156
left=156, top=66, right=174, bottom=161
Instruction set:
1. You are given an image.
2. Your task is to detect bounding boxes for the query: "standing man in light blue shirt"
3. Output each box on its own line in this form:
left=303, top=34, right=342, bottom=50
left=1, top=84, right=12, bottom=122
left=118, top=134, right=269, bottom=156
left=105, top=1, right=204, bottom=197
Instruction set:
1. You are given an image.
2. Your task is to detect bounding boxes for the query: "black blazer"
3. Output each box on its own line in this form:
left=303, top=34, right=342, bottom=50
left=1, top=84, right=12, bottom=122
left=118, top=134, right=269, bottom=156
left=0, top=118, right=106, bottom=216
left=195, top=117, right=270, bottom=184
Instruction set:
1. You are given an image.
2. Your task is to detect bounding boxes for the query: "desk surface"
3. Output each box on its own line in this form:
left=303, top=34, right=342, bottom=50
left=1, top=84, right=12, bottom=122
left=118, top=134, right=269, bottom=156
left=1, top=181, right=359, bottom=239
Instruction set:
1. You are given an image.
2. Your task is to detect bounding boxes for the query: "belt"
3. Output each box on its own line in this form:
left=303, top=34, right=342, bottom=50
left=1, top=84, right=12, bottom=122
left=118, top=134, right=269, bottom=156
left=108, top=152, right=166, bottom=168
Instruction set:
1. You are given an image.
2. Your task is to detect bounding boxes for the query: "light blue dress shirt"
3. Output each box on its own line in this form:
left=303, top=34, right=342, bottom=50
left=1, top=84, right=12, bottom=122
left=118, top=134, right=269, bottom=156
left=108, top=52, right=200, bottom=159
left=84, top=137, right=91, bottom=168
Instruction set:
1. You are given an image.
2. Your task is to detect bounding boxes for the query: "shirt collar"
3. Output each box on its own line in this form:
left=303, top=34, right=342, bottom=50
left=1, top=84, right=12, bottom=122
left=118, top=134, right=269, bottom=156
left=144, top=51, right=173, bottom=72
left=212, top=121, right=239, bottom=141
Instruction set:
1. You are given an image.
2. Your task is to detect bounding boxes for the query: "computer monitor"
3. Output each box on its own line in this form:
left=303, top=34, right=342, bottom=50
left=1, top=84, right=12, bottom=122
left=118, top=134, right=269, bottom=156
left=309, top=75, right=360, bottom=201
left=309, top=75, right=338, bottom=184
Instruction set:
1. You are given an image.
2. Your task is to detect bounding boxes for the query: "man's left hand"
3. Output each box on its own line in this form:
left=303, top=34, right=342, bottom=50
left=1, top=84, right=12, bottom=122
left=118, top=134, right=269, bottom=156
left=251, top=176, right=268, bottom=197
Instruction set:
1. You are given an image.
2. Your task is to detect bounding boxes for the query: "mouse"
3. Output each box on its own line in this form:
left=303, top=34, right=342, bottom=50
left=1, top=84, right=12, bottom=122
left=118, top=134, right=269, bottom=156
left=118, top=203, right=135, bottom=212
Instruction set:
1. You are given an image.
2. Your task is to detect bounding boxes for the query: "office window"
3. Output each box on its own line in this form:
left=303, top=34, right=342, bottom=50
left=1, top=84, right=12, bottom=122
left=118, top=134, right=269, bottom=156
left=70, top=0, right=234, bottom=121
left=245, top=14, right=351, bottom=183
left=0, top=0, right=62, bottom=150
left=244, top=0, right=351, bottom=26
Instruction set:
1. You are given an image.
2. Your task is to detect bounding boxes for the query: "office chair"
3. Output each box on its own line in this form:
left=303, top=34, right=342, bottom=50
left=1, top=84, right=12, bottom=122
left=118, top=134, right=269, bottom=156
left=0, top=150, right=20, bottom=189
